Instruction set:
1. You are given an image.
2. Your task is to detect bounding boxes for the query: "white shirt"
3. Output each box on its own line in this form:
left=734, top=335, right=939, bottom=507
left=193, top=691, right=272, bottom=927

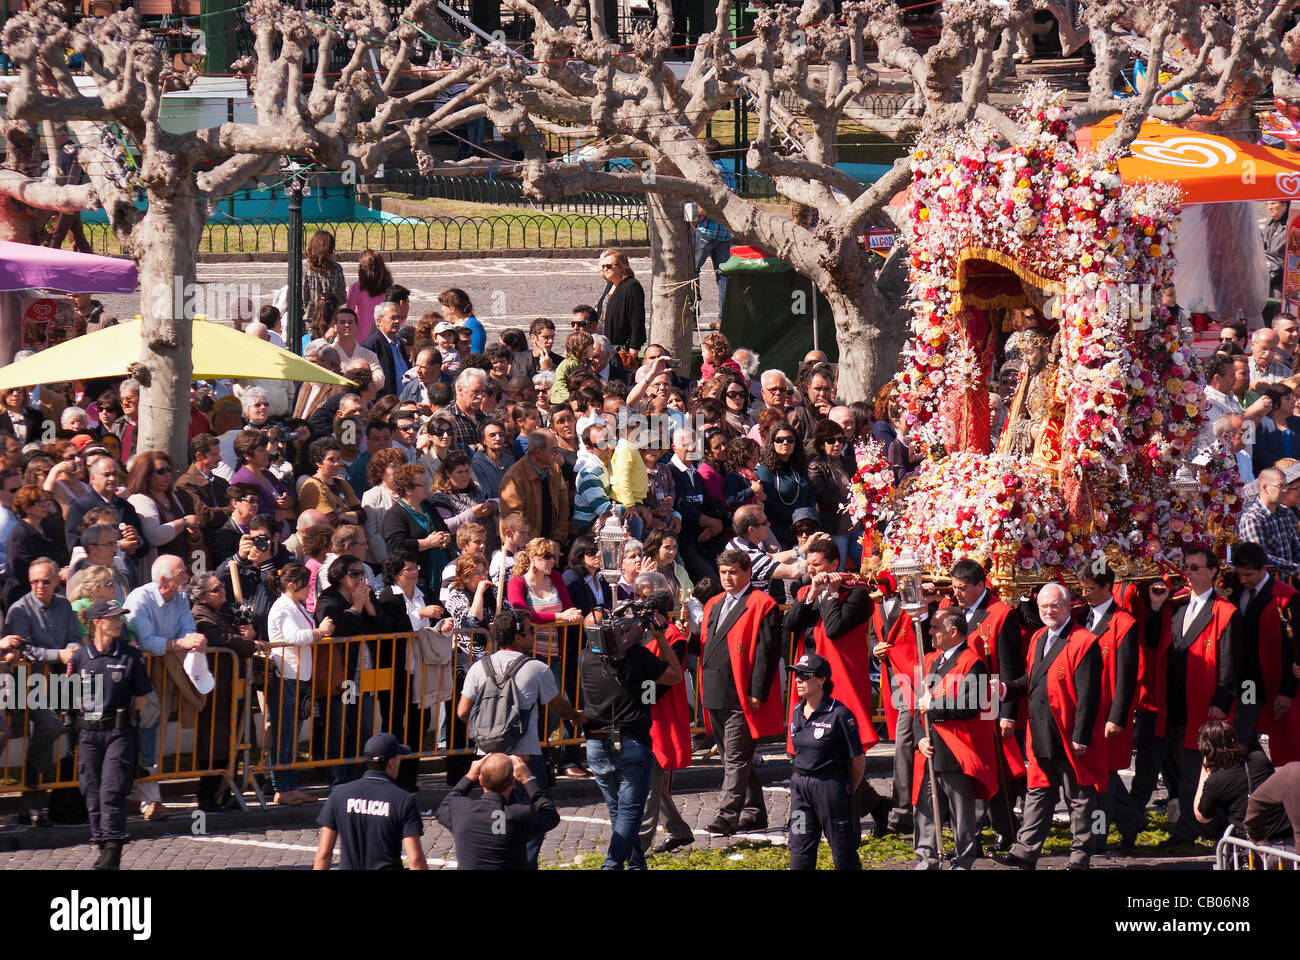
left=1239, top=573, right=1270, bottom=613
left=1183, top=587, right=1215, bottom=633
left=267, top=594, right=315, bottom=680
left=963, top=589, right=988, bottom=623
left=1086, top=597, right=1113, bottom=632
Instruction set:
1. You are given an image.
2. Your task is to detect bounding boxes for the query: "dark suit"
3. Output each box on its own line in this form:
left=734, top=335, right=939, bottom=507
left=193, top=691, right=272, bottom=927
left=174, top=465, right=231, bottom=563
left=1147, top=595, right=1242, bottom=841
left=307, top=392, right=347, bottom=441
left=362, top=328, right=410, bottom=399
left=1086, top=601, right=1144, bottom=847
left=960, top=590, right=1022, bottom=839
left=669, top=459, right=717, bottom=582
left=1233, top=574, right=1300, bottom=747
left=701, top=585, right=782, bottom=829
left=913, top=647, right=987, bottom=868
left=64, top=491, right=144, bottom=556
left=1005, top=618, right=1101, bottom=866
left=561, top=568, right=613, bottom=617
left=0, top=406, right=45, bottom=443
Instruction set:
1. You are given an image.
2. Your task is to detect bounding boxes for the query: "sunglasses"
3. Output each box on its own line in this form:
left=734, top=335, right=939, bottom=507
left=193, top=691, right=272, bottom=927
left=725, top=390, right=746, bottom=399
left=538, top=554, right=557, bottom=561
left=153, top=465, right=173, bottom=475
left=826, top=438, right=846, bottom=445
left=344, top=569, right=366, bottom=578
left=236, top=496, right=259, bottom=504
left=773, top=436, right=796, bottom=444
left=430, top=428, right=453, bottom=437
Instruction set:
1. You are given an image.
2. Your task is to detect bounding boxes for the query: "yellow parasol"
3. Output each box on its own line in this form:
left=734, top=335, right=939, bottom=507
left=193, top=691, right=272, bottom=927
left=0, top=317, right=354, bottom=389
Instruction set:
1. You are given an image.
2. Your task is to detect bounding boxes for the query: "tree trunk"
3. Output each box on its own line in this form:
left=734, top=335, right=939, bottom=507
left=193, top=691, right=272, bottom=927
left=645, top=191, right=695, bottom=365
left=0, top=197, right=50, bottom=245
left=823, top=279, right=906, bottom=405
left=134, top=193, right=200, bottom=467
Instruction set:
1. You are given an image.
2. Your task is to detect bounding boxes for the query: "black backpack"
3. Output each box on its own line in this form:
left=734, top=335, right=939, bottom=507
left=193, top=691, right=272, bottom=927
left=467, top=654, right=532, bottom=754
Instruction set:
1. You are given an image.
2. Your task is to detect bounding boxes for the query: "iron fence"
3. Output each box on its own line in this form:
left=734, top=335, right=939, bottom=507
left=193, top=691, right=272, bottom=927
left=78, top=212, right=648, bottom=256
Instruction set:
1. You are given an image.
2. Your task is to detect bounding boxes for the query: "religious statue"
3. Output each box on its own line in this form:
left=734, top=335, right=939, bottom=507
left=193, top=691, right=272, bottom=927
left=1001, top=327, right=1057, bottom=461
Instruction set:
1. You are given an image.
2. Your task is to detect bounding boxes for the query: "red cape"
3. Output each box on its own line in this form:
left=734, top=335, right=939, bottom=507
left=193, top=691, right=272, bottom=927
left=872, top=601, right=919, bottom=739
left=910, top=647, right=999, bottom=804
left=1095, top=607, right=1138, bottom=772
left=646, top=625, right=693, bottom=770
left=1024, top=625, right=1108, bottom=790
left=700, top=589, right=785, bottom=738
left=787, top=584, right=879, bottom=752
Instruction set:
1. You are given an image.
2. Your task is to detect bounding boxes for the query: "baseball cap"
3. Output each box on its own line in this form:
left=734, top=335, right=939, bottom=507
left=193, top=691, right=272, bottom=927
left=69, top=433, right=96, bottom=451
left=792, top=652, right=831, bottom=679
left=791, top=507, right=821, bottom=529
left=363, top=732, right=412, bottom=762
left=433, top=321, right=456, bottom=335
left=86, top=598, right=128, bottom=621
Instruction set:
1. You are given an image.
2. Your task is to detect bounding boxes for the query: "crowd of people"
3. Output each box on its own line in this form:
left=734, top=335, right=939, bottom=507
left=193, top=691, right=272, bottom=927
left=1, top=235, right=1298, bottom=872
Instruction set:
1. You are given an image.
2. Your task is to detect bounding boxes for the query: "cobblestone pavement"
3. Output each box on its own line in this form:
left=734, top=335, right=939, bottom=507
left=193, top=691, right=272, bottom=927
left=100, top=255, right=722, bottom=339
left=0, top=744, right=1212, bottom=870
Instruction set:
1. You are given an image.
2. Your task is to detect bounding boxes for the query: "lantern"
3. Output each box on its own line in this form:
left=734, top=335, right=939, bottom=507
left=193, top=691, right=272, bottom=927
left=596, top=511, right=626, bottom=585
left=893, top=547, right=925, bottom=616
left=1173, top=463, right=1199, bottom=502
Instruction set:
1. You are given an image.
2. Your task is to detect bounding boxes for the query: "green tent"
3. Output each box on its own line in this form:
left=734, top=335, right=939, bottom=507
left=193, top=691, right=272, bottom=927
left=719, top=251, right=837, bottom=377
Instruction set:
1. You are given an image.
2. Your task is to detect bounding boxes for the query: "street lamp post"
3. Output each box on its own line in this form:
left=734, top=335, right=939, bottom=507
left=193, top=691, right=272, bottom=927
left=285, top=167, right=304, bottom=356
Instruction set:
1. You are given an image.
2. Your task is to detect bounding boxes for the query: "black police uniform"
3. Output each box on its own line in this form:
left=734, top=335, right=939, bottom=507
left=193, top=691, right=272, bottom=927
left=70, top=636, right=152, bottom=848
left=788, top=695, right=863, bottom=870
left=317, top=770, right=423, bottom=869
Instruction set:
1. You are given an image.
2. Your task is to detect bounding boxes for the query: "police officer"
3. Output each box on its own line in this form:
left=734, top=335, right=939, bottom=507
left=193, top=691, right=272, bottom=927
left=71, top=598, right=153, bottom=870
left=787, top=652, right=864, bottom=870
left=313, top=733, right=427, bottom=870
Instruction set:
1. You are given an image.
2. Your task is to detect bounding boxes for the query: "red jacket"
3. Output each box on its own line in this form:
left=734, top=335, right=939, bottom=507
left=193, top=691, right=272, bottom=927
left=646, top=625, right=692, bottom=770
left=910, top=647, right=999, bottom=804
left=1256, top=581, right=1300, bottom=765
left=1092, top=605, right=1139, bottom=772
left=787, top=583, right=878, bottom=751
left=1024, top=624, right=1108, bottom=790
left=872, top=601, right=919, bottom=739
left=700, top=589, right=785, bottom=738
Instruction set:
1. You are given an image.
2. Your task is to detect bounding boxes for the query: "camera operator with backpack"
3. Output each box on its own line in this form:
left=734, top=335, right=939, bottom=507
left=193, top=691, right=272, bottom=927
left=457, top=609, right=583, bottom=868
left=578, top=585, right=683, bottom=870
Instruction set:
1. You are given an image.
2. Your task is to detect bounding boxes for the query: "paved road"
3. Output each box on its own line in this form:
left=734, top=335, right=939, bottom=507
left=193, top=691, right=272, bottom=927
left=99, top=255, right=722, bottom=341
left=1, top=744, right=1211, bottom=870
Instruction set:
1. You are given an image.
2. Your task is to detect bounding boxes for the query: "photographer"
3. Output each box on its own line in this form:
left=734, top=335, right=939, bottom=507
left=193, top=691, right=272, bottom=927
left=578, top=582, right=683, bottom=870
left=215, top=513, right=292, bottom=644
left=458, top=610, right=582, bottom=869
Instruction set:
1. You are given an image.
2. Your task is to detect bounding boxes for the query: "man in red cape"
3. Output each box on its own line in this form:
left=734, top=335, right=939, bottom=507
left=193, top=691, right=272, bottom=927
left=784, top=538, right=891, bottom=835
left=1228, top=542, right=1300, bottom=766
left=993, top=582, right=1104, bottom=870
left=699, top=547, right=784, bottom=836
left=1077, top=560, right=1145, bottom=853
left=872, top=571, right=922, bottom=833
left=1145, top=545, right=1244, bottom=844
left=912, top=606, right=998, bottom=870
left=947, top=558, right=1024, bottom=846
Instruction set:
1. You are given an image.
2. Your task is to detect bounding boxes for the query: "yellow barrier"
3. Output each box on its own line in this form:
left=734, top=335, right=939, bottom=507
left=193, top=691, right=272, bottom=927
left=1, top=647, right=245, bottom=798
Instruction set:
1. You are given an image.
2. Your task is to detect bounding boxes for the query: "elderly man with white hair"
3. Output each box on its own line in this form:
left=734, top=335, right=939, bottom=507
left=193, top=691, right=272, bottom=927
left=436, top=367, right=489, bottom=449
left=993, top=579, right=1104, bottom=871
left=122, top=555, right=209, bottom=821
left=747, top=370, right=816, bottom=444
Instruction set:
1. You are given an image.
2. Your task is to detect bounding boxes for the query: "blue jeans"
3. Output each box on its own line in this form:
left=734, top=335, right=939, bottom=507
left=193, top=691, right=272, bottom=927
left=694, top=232, right=730, bottom=309
left=267, top=677, right=304, bottom=793
left=585, top=736, right=655, bottom=870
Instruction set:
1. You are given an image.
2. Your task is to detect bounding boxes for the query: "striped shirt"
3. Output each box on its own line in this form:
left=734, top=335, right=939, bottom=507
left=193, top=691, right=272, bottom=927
left=573, top=455, right=613, bottom=528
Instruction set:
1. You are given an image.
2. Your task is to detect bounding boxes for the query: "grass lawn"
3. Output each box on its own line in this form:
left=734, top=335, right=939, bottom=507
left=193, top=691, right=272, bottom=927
left=544, top=814, right=1206, bottom=870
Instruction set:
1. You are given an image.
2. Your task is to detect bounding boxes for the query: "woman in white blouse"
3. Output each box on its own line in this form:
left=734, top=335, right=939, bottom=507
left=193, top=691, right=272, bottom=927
left=266, top=563, right=334, bottom=806
left=376, top=550, right=449, bottom=777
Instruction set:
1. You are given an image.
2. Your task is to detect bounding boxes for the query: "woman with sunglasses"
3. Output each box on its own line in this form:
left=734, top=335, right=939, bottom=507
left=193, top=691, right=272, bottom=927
left=507, top=537, right=587, bottom=778
left=416, top=416, right=456, bottom=481
left=720, top=372, right=754, bottom=437
left=594, top=248, right=646, bottom=354
left=3, top=484, right=65, bottom=606
left=125, top=450, right=200, bottom=570
left=757, top=425, right=813, bottom=549
left=42, top=440, right=91, bottom=518
left=808, top=420, right=855, bottom=562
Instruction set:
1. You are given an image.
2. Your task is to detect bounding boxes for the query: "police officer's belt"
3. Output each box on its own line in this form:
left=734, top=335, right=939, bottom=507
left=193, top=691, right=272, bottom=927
left=76, top=710, right=132, bottom=732
left=793, top=765, right=843, bottom=779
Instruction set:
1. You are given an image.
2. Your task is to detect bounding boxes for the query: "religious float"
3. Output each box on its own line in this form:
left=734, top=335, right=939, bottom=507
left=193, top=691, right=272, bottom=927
left=848, top=88, right=1240, bottom=596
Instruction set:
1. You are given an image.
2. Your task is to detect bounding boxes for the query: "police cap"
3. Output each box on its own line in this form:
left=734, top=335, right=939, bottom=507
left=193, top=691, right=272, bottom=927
left=792, top=652, right=831, bottom=679
left=363, top=732, right=412, bottom=762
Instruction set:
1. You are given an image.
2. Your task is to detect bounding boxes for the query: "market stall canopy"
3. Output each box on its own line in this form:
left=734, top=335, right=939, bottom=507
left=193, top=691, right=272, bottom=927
left=0, top=241, right=137, bottom=293
left=1076, top=117, right=1300, bottom=204
left=0, top=317, right=354, bottom=390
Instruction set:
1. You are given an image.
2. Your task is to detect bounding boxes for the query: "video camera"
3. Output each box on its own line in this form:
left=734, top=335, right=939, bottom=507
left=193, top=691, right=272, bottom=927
left=584, top=589, right=675, bottom=660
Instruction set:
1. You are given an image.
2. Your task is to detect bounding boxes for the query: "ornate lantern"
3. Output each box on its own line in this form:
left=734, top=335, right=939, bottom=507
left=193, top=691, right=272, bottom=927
left=595, top=511, right=626, bottom=585
left=893, top=547, right=926, bottom=616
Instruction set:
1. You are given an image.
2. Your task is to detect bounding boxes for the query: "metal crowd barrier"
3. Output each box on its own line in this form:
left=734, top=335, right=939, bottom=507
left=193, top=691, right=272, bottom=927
left=1, top=648, right=245, bottom=804
left=1215, top=825, right=1300, bottom=870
